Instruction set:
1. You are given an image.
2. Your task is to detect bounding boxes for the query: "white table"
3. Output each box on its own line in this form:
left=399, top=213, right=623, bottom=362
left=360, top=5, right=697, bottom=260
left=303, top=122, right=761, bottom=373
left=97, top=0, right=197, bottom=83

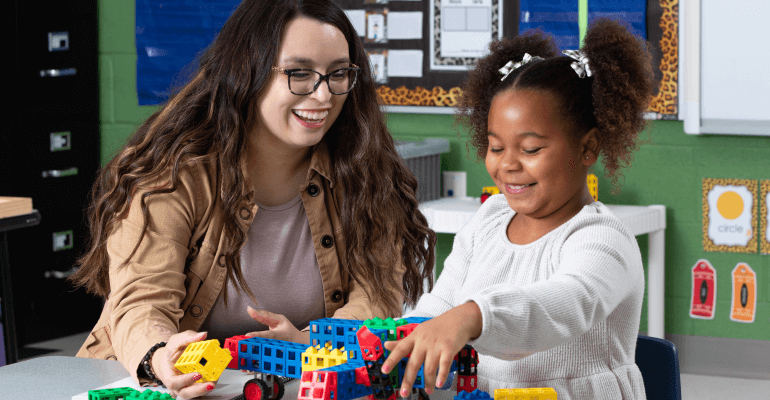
left=419, top=197, right=667, bottom=339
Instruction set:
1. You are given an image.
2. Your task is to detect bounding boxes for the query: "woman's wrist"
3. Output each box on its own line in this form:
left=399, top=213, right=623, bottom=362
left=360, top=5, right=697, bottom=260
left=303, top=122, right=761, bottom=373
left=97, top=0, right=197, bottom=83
left=141, top=341, right=167, bottom=386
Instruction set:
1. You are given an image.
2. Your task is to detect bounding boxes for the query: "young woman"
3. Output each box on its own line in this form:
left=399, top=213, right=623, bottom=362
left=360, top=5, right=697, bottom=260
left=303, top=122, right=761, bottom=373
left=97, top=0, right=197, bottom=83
left=70, top=1, right=435, bottom=398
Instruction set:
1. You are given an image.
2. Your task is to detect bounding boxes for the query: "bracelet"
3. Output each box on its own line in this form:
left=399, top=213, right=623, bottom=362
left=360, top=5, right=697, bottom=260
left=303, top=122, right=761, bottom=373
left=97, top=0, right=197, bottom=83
left=141, top=341, right=167, bottom=387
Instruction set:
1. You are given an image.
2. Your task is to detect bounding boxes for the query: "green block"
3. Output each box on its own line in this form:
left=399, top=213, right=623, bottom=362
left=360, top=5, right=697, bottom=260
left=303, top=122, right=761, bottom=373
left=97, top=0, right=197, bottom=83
left=127, top=389, right=176, bottom=400
left=364, top=317, right=409, bottom=341
left=88, top=387, right=139, bottom=400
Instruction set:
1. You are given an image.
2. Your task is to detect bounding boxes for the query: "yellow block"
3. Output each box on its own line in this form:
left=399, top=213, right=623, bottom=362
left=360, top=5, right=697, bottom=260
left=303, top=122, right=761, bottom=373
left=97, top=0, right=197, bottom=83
left=174, top=339, right=233, bottom=382
left=587, top=174, right=598, bottom=202
left=482, top=186, right=501, bottom=195
left=494, top=388, right=557, bottom=400
left=302, top=345, right=348, bottom=372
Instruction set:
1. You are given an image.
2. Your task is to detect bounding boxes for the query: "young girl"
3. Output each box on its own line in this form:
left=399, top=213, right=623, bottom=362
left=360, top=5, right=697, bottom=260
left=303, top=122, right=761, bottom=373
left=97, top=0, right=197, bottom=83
left=69, top=0, right=434, bottom=398
left=383, top=19, right=653, bottom=400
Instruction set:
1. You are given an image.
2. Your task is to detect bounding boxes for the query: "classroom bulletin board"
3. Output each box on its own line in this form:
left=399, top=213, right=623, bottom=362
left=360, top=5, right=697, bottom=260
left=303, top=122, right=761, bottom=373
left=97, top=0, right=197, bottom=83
left=136, top=0, right=678, bottom=118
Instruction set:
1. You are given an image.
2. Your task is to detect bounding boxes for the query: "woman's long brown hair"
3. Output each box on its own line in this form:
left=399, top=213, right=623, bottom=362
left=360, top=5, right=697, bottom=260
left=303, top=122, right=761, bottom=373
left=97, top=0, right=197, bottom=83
left=70, top=0, right=435, bottom=316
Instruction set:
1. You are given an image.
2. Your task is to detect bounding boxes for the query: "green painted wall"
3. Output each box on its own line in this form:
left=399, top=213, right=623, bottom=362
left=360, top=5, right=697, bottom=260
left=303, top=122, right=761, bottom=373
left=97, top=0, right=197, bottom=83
left=99, top=1, right=770, bottom=340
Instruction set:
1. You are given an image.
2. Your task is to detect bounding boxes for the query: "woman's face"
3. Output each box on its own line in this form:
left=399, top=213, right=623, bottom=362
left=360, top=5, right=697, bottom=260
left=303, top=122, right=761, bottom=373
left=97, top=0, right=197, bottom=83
left=254, top=17, right=351, bottom=151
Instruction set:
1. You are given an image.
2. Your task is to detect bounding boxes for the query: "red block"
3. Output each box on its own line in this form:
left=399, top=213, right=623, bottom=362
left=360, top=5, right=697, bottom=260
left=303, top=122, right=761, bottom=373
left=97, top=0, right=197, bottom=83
left=396, top=323, right=418, bottom=340
left=355, top=365, right=372, bottom=386
left=298, top=371, right=339, bottom=400
left=223, top=335, right=250, bottom=369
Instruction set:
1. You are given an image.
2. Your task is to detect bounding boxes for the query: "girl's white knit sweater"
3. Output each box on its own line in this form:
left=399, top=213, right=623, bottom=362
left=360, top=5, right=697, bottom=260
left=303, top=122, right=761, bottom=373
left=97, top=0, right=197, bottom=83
left=406, top=194, right=647, bottom=400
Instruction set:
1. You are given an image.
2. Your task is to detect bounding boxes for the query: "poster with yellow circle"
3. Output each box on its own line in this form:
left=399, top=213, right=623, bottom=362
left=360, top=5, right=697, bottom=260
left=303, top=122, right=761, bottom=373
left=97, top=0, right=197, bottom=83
left=761, top=180, right=770, bottom=254
left=702, top=178, right=758, bottom=253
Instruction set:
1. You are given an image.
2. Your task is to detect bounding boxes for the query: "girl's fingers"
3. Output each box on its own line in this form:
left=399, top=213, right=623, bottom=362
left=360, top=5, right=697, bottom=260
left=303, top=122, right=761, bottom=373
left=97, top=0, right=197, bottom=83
left=399, top=347, right=426, bottom=397
left=422, top=352, right=439, bottom=395
left=382, top=340, right=412, bottom=374
left=435, top=352, right=455, bottom=390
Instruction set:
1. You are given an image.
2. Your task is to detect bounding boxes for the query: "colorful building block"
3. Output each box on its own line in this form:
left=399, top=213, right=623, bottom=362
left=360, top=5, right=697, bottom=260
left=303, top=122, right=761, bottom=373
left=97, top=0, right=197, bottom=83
left=223, top=334, right=250, bottom=369
left=455, top=389, right=492, bottom=400
left=302, top=345, right=348, bottom=372
left=236, top=337, right=309, bottom=379
left=298, top=370, right=339, bottom=400
left=318, top=361, right=371, bottom=400
left=587, top=174, right=598, bottom=202
left=309, top=318, right=364, bottom=350
left=174, top=339, right=232, bottom=382
left=363, top=317, right=408, bottom=341
left=88, top=387, right=139, bottom=400
left=127, top=389, right=176, bottom=400
left=494, top=388, right=558, bottom=400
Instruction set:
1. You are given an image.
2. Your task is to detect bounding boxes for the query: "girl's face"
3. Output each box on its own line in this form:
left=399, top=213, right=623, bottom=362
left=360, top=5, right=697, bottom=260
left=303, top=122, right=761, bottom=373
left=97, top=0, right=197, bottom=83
left=486, top=89, right=594, bottom=224
left=254, top=17, right=351, bottom=152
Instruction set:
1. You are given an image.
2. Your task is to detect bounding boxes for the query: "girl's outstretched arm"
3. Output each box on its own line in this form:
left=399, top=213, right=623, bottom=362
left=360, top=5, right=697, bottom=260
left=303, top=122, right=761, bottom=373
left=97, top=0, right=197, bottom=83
left=382, top=302, right=483, bottom=397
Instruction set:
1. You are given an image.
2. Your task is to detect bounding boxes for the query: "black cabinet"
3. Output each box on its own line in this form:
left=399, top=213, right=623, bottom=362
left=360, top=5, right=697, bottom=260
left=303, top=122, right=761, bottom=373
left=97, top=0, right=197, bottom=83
left=1, top=1, right=101, bottom=358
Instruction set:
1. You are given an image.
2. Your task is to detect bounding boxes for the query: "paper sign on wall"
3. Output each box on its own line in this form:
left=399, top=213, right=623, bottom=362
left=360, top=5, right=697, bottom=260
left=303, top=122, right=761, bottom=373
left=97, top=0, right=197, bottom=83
left=702, top=178, right=758, bottom=253
left=690, top=259, right=716, bottom=319
left=761, top=180, right=770, bottom=254
left=730, top=263, right=757, bottom=323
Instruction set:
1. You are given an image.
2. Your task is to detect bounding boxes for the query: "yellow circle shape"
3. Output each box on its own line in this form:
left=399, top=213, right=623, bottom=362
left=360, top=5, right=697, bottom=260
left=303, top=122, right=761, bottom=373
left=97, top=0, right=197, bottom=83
left=717, top=191, right=744, bottom=220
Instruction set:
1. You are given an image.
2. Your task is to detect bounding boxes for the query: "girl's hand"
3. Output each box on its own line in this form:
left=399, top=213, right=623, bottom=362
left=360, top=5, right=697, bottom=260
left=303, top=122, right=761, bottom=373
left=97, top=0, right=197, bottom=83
left=151, top=330, right=217, bottom=399
left=246, top=306, right=310, bottom=344
left=381, top=302, right=483, bottom=397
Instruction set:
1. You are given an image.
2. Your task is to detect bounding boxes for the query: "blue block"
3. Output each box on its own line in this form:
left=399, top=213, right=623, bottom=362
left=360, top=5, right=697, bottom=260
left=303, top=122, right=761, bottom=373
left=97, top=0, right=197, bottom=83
left=236, top=337, right=306, bottom=378
left=310, top=318, right=364, bottom=351
left=318, top=361, right=371, bottom=400
left=398, top=358, right=425, bottom=389
left=403, top=317, right=431, bottom=324
left=454, top=389, right=491, bottom=400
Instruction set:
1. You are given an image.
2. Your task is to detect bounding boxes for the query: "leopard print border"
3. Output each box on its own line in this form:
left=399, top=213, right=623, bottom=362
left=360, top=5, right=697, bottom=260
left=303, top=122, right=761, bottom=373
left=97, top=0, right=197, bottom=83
left=647, top=0, right=678, bottom=116
left=702, top=178, right=758, bottom=254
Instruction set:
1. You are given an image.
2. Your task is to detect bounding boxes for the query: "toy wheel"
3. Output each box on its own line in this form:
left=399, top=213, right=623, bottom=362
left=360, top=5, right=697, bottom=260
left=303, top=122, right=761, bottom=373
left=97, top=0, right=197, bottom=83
left=418, top=389, right=430, bottom=400
left=244, top=378, right=269, bottom=400
left=271, top=378, right=285, bottom=400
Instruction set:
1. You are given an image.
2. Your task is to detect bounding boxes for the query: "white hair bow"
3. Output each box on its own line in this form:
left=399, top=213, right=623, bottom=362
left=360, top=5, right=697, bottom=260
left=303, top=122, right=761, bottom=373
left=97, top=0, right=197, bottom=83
left=498, top=53, right=544, bottom=81
left=563, top=49, right=592, bottom=78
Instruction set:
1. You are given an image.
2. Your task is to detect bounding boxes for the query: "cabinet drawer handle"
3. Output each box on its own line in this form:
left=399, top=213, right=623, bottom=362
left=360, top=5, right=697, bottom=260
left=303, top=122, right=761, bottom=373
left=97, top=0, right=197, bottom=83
left=39, top=68, right=77, bottom=77
left=41, top=167, right=78, bottom=178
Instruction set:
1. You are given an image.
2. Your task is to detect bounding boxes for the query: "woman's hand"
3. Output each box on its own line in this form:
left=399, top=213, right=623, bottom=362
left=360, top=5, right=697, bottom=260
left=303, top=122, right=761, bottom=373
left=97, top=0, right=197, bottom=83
left=150, top=330, right=217, bottom=399
left=381, top=302, right=483, bottom=397
left=246, top=306, right=310, bottom=344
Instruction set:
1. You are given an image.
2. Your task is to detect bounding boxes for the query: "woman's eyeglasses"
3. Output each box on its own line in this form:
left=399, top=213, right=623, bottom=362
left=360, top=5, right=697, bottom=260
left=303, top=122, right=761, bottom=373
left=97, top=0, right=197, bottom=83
left=271, top=65, right=361, bottom=95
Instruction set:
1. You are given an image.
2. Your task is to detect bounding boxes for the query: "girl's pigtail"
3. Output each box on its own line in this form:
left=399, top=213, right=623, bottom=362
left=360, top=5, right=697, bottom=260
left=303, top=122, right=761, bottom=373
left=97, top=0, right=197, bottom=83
left=581, top=18, right=654, bottom=188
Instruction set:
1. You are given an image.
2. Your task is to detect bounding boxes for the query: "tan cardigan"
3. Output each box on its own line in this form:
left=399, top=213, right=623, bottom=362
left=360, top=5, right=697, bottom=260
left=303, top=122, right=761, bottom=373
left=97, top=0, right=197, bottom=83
left=76, top=141, right=405, bottom=383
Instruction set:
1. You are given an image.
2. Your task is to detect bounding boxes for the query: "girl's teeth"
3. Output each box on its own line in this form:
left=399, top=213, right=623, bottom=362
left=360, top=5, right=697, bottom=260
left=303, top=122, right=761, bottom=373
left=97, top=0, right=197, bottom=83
left=294, top=110, right=328, bottom=121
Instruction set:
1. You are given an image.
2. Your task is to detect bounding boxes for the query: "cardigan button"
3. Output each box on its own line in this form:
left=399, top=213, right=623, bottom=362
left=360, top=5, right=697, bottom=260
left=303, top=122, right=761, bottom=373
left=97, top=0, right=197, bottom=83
left=219, top=255, right=226, bottom=268
left=239, top=207, right=252, bottom=220
left=189, top=304, right=203, bottom=317
left=106, top=355, right=117, bottom=361
left=321, top=235, right=334, bottom=248
left=307, top=184, right=320, bottom=197
left=331, top=290, right=343, bottom=302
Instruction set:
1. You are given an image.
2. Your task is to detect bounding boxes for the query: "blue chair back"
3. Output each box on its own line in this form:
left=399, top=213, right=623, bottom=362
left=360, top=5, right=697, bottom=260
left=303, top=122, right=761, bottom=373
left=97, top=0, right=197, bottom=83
left=635, top=335, right=682, bottom=400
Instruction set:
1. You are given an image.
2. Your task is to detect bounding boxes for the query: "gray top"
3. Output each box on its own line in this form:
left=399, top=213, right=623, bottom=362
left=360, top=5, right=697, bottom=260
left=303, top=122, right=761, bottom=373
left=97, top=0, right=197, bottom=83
left=200, top=194, right=325, bottom=342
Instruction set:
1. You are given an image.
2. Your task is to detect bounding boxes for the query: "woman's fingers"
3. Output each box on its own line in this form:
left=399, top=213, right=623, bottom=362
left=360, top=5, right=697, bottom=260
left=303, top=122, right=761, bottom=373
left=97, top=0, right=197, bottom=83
left=247, top=306, right=282, bottom=328
left=174, top=380, right=216, bottom=399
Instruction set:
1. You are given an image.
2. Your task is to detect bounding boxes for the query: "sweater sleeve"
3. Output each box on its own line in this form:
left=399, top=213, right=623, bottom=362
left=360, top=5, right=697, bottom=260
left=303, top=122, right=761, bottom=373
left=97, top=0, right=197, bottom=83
left=106, top=166, right=202, bottom=383
left=404, top=198, right=493, bottom=319
left=464, top=215, right=643, bottom=360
